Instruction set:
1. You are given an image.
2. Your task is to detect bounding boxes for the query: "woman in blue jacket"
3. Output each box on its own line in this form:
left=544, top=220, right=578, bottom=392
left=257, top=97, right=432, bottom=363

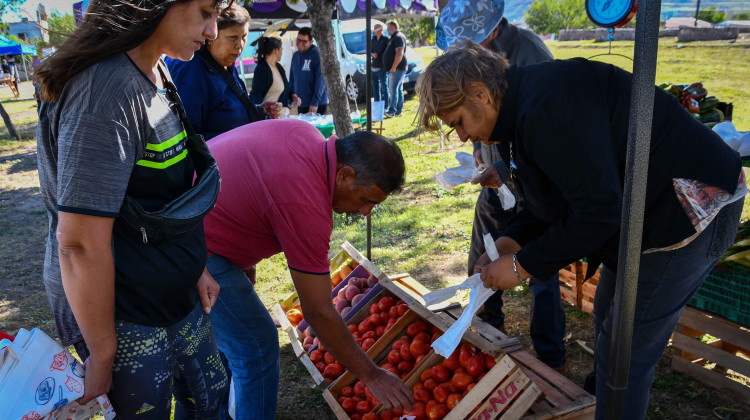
left=168, top=4, right=279, bottom=139
left=250, top=37, right=300, bottom=109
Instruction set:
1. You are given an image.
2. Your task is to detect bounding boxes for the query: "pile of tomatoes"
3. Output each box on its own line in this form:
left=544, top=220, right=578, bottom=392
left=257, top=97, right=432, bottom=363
left=309, top=295, right=408, bottom=382
left=400, top=343, right=497, bottom=420
left=379, top=320, right=441, bottom=379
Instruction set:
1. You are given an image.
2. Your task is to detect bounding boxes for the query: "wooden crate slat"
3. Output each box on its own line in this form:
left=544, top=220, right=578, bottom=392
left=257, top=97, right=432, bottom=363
left=287, top=329, right=306, bottom=358
left=469, top=369, right=534, bottom=420
left=671, top=356, right=750, bottom=406
left=581, top=300, right=594, bottom=314
left=560, top=287, right=579, bottom=307
left=499, top=382, right=543, bottom=420
left=299, top=350, right=329, bottom=388
left=512, top=356, right=571, bottom=407
left=322, top=387, right=350, bottom=420
left=509, top=350, right=590, bottom=403
left=672, top=331, right=750, bottom=377
left=679, top=307, right=750, bottom=346
left=581, top=281, right=597, bottom=299
left=445, top=354, right=517, bottom=420
left=273, top=303, right=293, bottom=332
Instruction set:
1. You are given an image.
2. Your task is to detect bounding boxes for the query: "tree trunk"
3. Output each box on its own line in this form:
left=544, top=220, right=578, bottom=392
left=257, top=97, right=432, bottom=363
left=0, top=101, right=21, bottom=140
left=306, top=0, right=354, bottom=138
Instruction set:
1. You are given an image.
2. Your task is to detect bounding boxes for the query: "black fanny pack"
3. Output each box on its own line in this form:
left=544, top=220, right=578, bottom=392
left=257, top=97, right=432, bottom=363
left=116, top=61, right=220, bottom=245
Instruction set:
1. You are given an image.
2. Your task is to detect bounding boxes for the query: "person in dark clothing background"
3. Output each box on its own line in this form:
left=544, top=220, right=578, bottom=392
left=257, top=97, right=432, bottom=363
left=370, top=23, right=389, bottom=107
left=417, top=42, right=745, bottom=420
left=436, top=0, right=567, bottom=375
left=289, top=27, right=328, bottom=114
left=382, top=21, right=407, bottom=117
left=250, top=36, right=300, bottom=110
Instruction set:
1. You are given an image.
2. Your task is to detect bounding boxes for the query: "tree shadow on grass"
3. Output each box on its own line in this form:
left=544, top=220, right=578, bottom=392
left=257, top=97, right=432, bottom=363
left=0, top=149, right=37, bottom=174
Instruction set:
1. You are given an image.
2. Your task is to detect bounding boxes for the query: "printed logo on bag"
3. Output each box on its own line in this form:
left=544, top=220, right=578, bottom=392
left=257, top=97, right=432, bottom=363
left=70, top=358, right=85, bottom=378
left=65, top=375, right=83, bottom=394
left=50, top=350, right=69, bottom=371
left=35, top=377, right=56, bottom=405
left=21, top=411, right=41, bottom=420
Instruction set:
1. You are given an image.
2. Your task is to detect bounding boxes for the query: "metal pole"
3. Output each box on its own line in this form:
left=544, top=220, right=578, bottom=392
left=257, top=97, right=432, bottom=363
left=694, top=0, right=702, bottom=26
left=604, top=0, right=662, bottom=417
left=366, top=0, right=372, bottom=260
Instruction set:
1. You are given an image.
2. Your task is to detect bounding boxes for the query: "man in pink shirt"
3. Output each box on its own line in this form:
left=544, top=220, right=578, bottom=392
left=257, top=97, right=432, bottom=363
left=203, top=119, right=411, bottom=419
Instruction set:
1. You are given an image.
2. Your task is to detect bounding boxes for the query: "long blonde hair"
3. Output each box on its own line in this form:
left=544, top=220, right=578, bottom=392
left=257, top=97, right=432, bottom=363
left=416, top=41, right=510, bottom=132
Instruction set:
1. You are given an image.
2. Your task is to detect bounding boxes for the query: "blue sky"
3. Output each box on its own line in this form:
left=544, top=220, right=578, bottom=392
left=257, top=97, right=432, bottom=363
left=5, top=0, right=79, bottom=23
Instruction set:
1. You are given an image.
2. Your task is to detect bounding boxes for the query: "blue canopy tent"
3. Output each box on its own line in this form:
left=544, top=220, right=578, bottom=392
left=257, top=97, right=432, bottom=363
left=0, top=34, right=35, bottom=82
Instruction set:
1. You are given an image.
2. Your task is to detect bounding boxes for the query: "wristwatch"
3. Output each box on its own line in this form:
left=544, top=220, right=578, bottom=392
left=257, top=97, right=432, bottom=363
left=512, top=253, right=530, bottom=285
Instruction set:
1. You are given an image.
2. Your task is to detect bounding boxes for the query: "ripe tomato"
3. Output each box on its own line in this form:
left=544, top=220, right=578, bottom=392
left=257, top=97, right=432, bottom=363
left=362, top=330, right=377, bottom=340
left=452, top=372, right=474, bottom=391
left=386, top=318, right=398, bottom=330
left=337, top=396, right=346, bottom=405
left=446, top=393, right=462, bottom=409
left=485, top=353, right=496, bottom=370
left=348, top=324, right=359, bottom=334
left=405, top=402, right=426, bottom=420
left=310, top=350, right=323, bottom=363
left=432, top=365, right=450, bottom=383
left=375, top=325, right=386, bottom=337
left=354, top=381, right=367, bottom=397
left=341, top=397, right=356, bottom=414
left=426, top=403, right=449, bottom=420
left=379, top=311, right=389, bottom=325
left=361, top=337, right=376, bottom=352
left=413, top=386, right=431, bottom=403
left=362, top=413, right=379, bottom=420
left=466, top=354, right=485, bottom=377
left=425, top=400, right=438, bottom=415
left=323, top=363, right=344, bottom=378
left=370, top=303, right=380, bottom=315
left=369, top=314, right=382, bottom=326
left=387, top=349, right=401, bottom=364
left=315, top=361, right=326, bottom=373
left=466, top=383, right=476, bottom=392
left=388, top=305, right=400, bottom=318
left=432, top=384, right=450, bottom=403
left=397, top=304, right=409, bottom=316
left=416, top=354, right=427, bottom=364
left=341, top=386, right=354, bottom=398
left=410, top=340, right=430, bottom=358
left=397, top=360, right=414, bottom=373
left=399, top=342, right=414, bottom=361
left=429, top=325, right=442, bottom=335
left=378, top=296, right=396, bottom=311
left=444, top=351, right=460, bottom=371
left=350, top=414, right=362, bottom=420
left=413, top=331, right=431, bottom=343
left=423, top=378, right=438, bottom=392
left=324, top=351, right=336, bottom=365
left=460, top=343, right=477, bottom=355
left=419, top=367, right=433, bottom=382
left=477, top=372, right=486, bottom=382
left=430, top=331, right=442, bottom=343
left=459, top=349, right=473, bottom=369
left=358, top=319, right=373, bottom=334
left=380, top=411, right=394, bottom=420
left=406, top=321, right=428, bottom=337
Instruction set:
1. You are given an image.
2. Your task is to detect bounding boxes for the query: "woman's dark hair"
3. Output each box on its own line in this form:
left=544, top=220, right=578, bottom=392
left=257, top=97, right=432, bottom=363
left=336, top=131, right=405, bottom=195
left=35, top=0, right=231, bottom=102
left=256, top=37, right=282, bottom=61
left=216, top=3, right=249, bottom=31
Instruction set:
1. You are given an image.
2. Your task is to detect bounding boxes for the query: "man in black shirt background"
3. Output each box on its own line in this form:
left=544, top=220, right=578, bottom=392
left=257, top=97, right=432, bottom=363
left=382, top=21, right=407, bottom=117
left=370, top=23, right=389, bottom=108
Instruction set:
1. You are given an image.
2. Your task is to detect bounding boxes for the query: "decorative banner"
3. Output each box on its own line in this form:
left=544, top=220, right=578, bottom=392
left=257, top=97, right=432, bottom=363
left=251, top=0, right=284, bottom=14
left=398, top=0, right=413, bottom=8
left=286, top=0, right=308, bottom=13
left=387, top=0, right=399, bottom=8
left=341, top=0, right=358, bottom=13
left=373, top=0, right=387, bottom=8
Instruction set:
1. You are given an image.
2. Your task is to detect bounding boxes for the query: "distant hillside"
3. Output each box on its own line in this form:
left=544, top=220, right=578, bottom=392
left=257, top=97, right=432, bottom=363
left=503, top=0, right=750, bottom=25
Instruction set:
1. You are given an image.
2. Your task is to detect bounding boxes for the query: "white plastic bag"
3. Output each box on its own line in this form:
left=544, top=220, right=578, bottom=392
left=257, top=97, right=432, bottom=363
left=433, top=152, right=516, bottom=210
left=423, top=235, right=500, bottom=358
left=0, top=328, right=115, bottom=420
left=714, top=121, right=750, bottom=157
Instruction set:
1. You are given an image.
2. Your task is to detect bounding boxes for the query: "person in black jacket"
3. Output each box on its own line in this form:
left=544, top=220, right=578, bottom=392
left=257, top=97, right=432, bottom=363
left=250, top=36, right=300, bottom=109
left=370, top=23, right=389, bottom=106
left=416, top=43, right=745, bottom=420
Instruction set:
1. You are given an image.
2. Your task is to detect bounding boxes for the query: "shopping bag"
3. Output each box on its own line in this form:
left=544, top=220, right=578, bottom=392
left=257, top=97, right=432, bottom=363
left=0, top=328, right=115, bottom=420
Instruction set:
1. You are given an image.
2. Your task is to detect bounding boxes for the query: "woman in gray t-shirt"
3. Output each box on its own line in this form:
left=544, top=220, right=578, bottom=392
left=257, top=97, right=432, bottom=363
left=34, top=0, right=231, bottom=417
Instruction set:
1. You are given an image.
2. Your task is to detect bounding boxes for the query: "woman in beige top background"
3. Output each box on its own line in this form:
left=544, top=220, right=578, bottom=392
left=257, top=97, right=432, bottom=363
left=250, top=37, right=300, bottom=108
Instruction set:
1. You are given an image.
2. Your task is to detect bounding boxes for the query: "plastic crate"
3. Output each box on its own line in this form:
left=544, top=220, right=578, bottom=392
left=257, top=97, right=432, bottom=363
left=688, top=264, right=750, bottom=327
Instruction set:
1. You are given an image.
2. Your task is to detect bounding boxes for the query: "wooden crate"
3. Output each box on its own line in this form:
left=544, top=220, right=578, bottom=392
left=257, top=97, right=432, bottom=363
left=558, top=261, right=599, bottom=314
left=671, top=307, right=750, bottom=406
left=509, top=350, right=596, bottom=419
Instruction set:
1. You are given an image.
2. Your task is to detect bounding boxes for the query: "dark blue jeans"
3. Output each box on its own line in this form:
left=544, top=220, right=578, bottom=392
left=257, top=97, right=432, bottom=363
left=469, top=187, right=567, bottom=369
left=592, top=199, right=742, bottom=419
left=207, top=254, right=280, bottom=420
left=387, top=69, right=405, bottom=115
left=372, top=69, right=389, bottom=108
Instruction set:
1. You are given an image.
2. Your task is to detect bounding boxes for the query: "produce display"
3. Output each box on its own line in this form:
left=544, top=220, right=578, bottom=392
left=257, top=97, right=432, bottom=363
left=719, top=220, right=750, bottom=267
left=660, top=82, right=726, bottom=127
left=333, top=275, right=380, bottom=317
left=303, top=296, right=409, bottom=383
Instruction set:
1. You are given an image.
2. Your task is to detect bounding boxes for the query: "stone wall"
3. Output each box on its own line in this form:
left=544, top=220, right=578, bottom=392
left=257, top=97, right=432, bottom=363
left=557, top=27, right=738, bottom=42
left=677, top=27, right=740, bottom=42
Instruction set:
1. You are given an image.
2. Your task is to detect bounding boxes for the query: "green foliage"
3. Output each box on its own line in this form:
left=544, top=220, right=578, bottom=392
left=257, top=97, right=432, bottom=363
left=734, top=11, right=750, bottom=20
left=47, top=12, right=75, bottom=47
left=394, top=18, right=436, bottom=47
left=698, top=6, right=727, bottom=24
left=524, top=0, right=595, bottom=36
left=0, top=22, right=9, bottom=35
left=0, top=0, right=27, bottom=20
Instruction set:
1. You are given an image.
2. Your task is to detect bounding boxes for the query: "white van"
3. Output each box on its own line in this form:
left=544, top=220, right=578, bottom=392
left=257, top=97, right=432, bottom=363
left=335, top=18, right=425, bottom=103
